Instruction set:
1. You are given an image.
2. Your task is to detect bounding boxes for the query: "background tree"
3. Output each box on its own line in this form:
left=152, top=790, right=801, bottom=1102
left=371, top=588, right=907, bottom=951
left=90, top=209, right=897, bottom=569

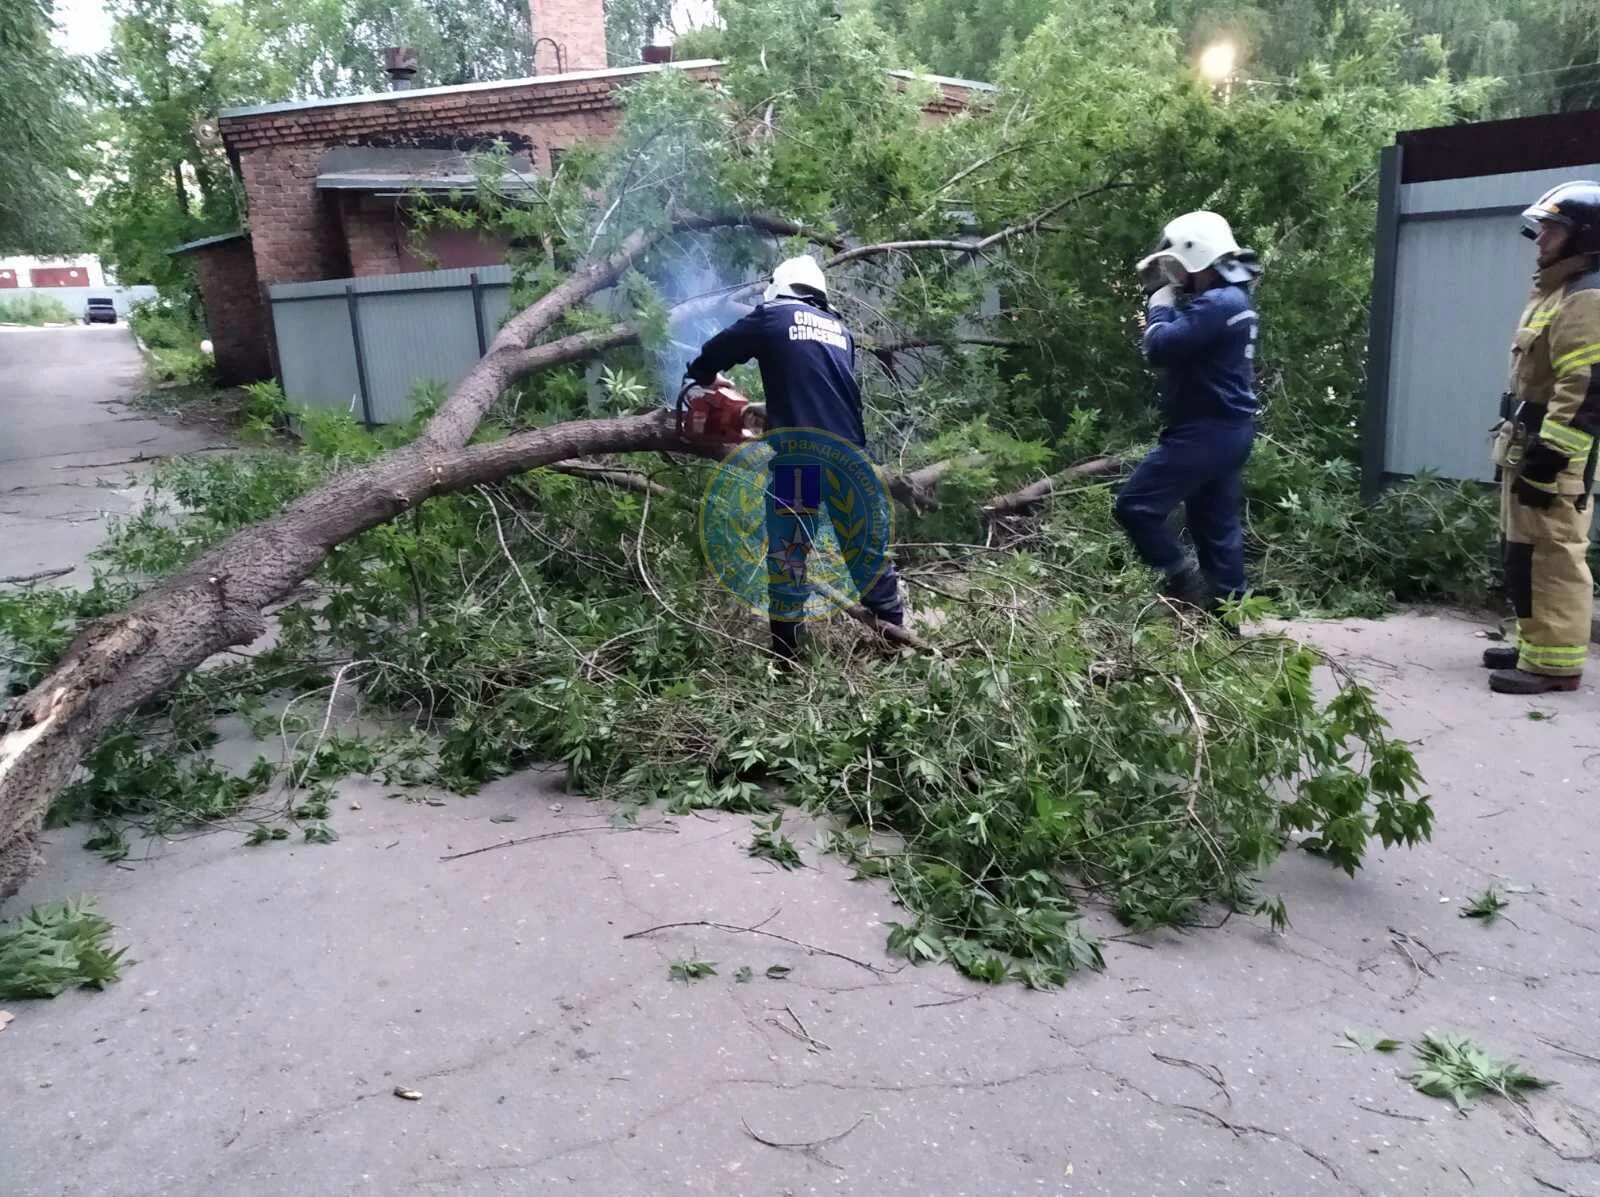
left=604, top=0, right=677, bottom=65
left=864, top=0, right=1600, bottom=115
left=0, top=0, right=91, bottom=253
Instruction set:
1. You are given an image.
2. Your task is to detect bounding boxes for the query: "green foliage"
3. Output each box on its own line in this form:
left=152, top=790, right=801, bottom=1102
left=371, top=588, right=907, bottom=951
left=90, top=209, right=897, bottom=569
left=1410, top=1031, right=1550, bottom=1111
left=669, top=956, right=718, bottom=982
left=1459, top=887, right=1509, bottom=923
left=128, top=298, right=203, bottom=350
left=1341, top=1029, right=1403, bottom=1052
left=0, top=293, right=76, bottom=326
left=0, top=0, right=90, bottom=252
left=0, top=899, right=128, bottom=999
left=749, top=814, right=804, bottom=869
left=50, top=731, right=276, bottom=833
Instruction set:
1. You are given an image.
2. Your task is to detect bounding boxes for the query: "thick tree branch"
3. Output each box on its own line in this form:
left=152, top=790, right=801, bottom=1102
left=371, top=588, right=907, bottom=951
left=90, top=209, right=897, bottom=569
left=549, top=463, right=672, bottom=497
left=983, top=456, right=1125, bottom=517
left=868, top=334, right=1022, bottom=356
left=886, top=455, right=989, bottom=513
left=826, top=181, right=1133, bottom=269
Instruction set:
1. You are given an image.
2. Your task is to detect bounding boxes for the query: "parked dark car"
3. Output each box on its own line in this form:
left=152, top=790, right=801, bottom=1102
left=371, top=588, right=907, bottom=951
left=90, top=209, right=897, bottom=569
left=83, top=298, right=117, bottom=324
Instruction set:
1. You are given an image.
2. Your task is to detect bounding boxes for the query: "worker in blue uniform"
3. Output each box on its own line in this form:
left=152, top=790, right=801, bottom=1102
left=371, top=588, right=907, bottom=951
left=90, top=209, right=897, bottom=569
left=1114, top=211, right=1263, bottom=614
left=687, top=257, right=904, bottom=659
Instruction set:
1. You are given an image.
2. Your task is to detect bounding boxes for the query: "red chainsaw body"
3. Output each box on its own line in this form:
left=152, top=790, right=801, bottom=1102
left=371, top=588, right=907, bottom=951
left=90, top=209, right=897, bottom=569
left=678, top=378, right=757, bottom=448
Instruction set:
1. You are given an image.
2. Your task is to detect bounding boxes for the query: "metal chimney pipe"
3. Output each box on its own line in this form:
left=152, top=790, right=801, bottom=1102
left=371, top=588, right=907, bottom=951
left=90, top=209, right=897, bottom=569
left=382, top=47, right=419, bottom=90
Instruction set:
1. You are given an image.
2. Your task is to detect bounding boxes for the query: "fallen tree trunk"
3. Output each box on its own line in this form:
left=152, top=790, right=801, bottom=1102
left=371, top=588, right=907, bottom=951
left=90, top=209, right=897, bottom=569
left=0, top=413, right=692, bottom=895
left=0, top=197, right=1116, bottom=897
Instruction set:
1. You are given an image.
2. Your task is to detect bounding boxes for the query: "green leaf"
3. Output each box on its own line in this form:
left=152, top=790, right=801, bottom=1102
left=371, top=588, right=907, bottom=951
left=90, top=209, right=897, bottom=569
left=669, top=958, right=717, bottom=983
left=765, top=964, right=792, bottom=980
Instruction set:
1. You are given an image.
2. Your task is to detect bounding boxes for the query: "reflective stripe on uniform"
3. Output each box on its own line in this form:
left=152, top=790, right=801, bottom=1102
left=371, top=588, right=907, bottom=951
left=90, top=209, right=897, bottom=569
left=1520, top=474, right=1560, bottom=494
left=1519, top=641, right=1588, bottom=669
left=1543, top=418, right=1596, bottom=456
left=1554, top=343, right=1600, bottom=376
left=1528, top=303, right=1561, bottom=331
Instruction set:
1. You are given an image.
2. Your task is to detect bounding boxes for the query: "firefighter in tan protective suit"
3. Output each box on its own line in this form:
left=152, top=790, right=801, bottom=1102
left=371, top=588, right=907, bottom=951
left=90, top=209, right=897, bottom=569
left=1485, top=181, right=1600, bottom=695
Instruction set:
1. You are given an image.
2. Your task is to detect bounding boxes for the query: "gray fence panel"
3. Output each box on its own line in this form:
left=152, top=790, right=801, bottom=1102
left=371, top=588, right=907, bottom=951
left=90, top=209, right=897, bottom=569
left=1372, top=158, right=1600, bottom=485
left=358, top=289, right=484, bottom=423
left=478, top=282, right=514, bottom=339
left=273, top=295, right=362, bottom=417
left=270, top=266, right=520, bottom=422
left=1385, top=213, right=1529, bottom=483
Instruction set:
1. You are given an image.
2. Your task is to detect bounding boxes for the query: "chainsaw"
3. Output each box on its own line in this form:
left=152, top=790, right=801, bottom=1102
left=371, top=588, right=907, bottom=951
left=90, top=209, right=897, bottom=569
left=675, top=376, right=760, bottom=448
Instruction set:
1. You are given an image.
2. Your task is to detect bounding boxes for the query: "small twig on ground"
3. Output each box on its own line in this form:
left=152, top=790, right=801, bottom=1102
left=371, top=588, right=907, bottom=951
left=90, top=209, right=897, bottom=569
left=912, top=993, right=980, bottom=1009
left=1153, top=1052, right=1231, bottom=1105
left=1356, top=1103, right=1428, bottom=1123
left=52, top=446, right=230, bottom=469
left=440, top=821, right=676, bottom=861
left=623, top=911, right=894, bottom=976
left=1537, top=1035, right=1600, bottom=1067
left=766, top=1005, right=831, bottom=1053
left=741, top=1113, right=866, bottom=1159
left=0, top=567, right=72, bottom=585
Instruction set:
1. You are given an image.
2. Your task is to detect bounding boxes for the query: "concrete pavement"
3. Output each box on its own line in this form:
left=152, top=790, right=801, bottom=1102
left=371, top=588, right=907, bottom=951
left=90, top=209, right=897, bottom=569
left=1, top=614, right=1595, bottom=1195
left=0, top=328, right=1597, bottom=1194
left=0, top=325, right=216, bottom=585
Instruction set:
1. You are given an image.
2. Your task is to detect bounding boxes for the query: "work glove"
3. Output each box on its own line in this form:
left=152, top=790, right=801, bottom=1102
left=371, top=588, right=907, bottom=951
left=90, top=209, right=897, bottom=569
left=1522, top=439, right=1568, bottom=485
left=1513, top=476, right=1557, bottom=509
left=1146, top=285, right=1179, bottom=313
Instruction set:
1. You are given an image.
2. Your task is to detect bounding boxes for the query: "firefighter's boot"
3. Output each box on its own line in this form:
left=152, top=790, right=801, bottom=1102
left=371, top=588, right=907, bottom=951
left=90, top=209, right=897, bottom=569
left=1488, top=668, right=1582, bottom=694
left=1481, top=646, right=1519, bottom=670
left=1161, top=563, right=1212, bottom=610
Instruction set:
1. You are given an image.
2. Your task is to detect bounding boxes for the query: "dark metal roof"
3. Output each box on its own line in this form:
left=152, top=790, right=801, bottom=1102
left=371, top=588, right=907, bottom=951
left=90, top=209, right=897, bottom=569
left=166, top=231, right=249, bottom=256
left=1398, top=109, right=1600, bottom=184
left=315, top=146, right=539, bottom=193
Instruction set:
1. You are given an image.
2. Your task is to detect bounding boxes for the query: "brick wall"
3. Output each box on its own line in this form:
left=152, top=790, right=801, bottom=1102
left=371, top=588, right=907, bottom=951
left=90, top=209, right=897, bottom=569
left=191, top=238, right=272, bottom=385
left=238, top=143, right=348, bottom=286
left=221, top=68, right=716, bottom=291
left=530, top=0, right=607, bottom=73
left=340, top=196, right=408, bottom=276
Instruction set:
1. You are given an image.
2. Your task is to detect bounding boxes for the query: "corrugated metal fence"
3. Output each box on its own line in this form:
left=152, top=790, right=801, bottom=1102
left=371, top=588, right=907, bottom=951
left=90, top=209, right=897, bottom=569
left=1364, top=148, right=1600, bottom=492
left=268, top=266, right=516, bottom=425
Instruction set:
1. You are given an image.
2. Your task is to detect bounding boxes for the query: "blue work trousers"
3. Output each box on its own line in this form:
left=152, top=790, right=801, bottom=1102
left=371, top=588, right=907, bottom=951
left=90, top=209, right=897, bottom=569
left=1113, top=419, right=1255, bottom=598
left=767, top=495, right=902, bottom=648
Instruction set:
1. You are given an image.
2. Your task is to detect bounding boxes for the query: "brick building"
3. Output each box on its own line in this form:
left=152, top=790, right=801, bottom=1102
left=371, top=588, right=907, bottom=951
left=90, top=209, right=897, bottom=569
left=168, top=232, right=272, bottom=385
left=187, top=0, right=990, bottom=382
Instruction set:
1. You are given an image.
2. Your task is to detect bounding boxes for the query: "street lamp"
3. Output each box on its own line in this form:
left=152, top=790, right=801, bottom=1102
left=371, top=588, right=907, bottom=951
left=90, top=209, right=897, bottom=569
left=1199, top=41, right=1237, bottom=101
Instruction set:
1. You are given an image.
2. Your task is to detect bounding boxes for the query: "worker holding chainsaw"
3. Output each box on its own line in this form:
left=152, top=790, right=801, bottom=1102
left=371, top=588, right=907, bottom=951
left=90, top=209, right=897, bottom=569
left=1114, top=211, right=1263, bottom=616
left=1482, top=181, right=1600, bottom=695
left=685, top=256, right=905, bottom=660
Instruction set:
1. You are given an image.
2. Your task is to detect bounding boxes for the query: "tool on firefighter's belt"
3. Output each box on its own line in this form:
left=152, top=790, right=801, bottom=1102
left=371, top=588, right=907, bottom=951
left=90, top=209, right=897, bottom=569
left=676, top=376, right=758, bottom=448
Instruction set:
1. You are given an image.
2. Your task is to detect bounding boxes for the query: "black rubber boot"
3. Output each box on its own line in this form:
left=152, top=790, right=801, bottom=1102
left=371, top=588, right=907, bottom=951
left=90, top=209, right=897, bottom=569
left=1488, top=668, right=1581, bottom=694
left=1161, top=563, right=1213, bottom=610
left=1481, top=646, right=1519, bottom=670
left=770, top=621, right=803, bottom=669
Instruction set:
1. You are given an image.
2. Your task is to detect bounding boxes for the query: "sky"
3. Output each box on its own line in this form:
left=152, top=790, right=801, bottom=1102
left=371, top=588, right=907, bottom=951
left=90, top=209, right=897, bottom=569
left=52, top=0, right=720, bottom=59
left=53, top=0, right=113, bottom=56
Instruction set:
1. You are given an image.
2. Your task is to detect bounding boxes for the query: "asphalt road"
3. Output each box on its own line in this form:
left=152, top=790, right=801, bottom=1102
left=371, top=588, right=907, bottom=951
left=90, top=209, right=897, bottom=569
left=0, top=325, right=214, bottom=585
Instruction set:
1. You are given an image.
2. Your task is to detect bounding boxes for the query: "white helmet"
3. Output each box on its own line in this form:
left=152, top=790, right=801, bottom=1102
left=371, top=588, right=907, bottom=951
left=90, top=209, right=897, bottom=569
left=1137, top=211, right=1261, bottom=286
left=764, top=255, right=829, bottom=304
